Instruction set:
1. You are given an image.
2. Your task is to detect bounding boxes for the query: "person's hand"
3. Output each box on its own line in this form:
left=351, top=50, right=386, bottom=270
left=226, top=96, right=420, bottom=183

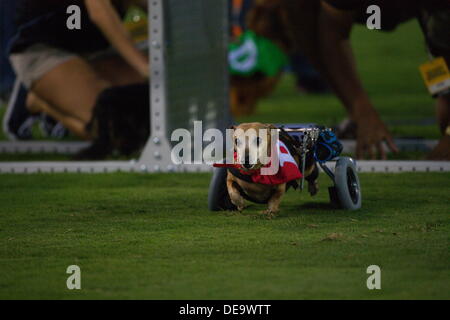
left=85, top=0, right=150, bottom=80
left=353, top=106, right=398, bottom=159
left=137, top=61, right=149, bottom=79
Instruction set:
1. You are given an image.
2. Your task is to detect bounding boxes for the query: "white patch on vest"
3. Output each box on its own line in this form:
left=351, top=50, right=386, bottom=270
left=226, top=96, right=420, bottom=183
left=229, top=37, right=258, bottom=73
left=277, top=140, right=298, bottom=168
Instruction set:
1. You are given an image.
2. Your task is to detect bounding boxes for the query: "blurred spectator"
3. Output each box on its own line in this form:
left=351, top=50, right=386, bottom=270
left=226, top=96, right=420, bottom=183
left=229, top=0, right=328, bottom=117
left=229, top=0, right=253, bottom=39
left=6, top=0, right=149, bottom=158
left=0, top=0, right=17, bottom=101
left=282, top=0, right=450, bottom=159
left=2, top=1, right=70, bottom=140
left=320, top=0, right=449, bottom=159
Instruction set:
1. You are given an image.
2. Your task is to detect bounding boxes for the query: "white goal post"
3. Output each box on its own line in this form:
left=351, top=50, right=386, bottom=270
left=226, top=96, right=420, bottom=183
left=0, top=0, right=232, bottom=174
left=138, top=0, right=232, bottom=173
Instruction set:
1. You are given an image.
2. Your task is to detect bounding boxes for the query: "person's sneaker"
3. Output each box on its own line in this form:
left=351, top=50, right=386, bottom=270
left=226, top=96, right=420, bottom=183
left=2, top=80, right=35, bottom=140
left=40, top=114, right=69, bottom=139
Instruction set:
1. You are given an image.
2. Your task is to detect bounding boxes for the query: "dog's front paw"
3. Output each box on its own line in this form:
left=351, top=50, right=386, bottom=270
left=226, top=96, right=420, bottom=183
left=228, top=187, right=246, bottom=212
left=261, top=209, right=278, bottom=219
left=230, top=197, right=246, bottom=212
left=308, top=180, right=319, bottom=196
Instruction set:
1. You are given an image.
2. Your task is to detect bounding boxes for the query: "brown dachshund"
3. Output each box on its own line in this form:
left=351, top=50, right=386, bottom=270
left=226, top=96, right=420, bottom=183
left=227, top=122, right=319, bottom=218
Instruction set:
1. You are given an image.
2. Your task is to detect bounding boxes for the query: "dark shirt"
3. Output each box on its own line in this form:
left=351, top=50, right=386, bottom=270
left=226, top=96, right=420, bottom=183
left=10, top=0, right=125, bottom=54
left=15, top=0, right=79, bottom=26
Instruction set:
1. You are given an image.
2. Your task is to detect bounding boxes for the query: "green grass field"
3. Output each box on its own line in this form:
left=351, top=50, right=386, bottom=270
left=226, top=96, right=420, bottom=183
left=1, top=172, right=449, bottom=299
left=1, top=21, right=449, bottom=300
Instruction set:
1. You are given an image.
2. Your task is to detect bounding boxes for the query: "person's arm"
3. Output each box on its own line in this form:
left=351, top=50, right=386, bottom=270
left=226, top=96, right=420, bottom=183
left=280, top=0, right=322, bottom=67
left=318, top=1, right=398, bottom=159
left=85, top=0, right=149, bottom=78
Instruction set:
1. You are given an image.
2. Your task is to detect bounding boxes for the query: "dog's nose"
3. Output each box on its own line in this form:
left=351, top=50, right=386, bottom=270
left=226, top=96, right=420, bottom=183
left=243, top=155, right=252, bottom=169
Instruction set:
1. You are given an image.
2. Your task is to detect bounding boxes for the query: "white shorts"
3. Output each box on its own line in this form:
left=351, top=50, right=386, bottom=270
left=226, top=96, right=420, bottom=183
left=9, top=44, right=77, bottom=89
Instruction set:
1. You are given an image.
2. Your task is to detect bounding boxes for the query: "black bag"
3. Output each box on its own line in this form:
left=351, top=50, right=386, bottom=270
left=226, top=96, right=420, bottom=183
left=314, top=130, right=343, bottom=163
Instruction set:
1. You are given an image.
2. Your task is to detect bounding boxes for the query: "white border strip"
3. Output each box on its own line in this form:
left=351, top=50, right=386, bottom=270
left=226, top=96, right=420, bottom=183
left=0, top=139, right=439, bottom=155
left=0, top=161, right=139, bottom=174
left=341, top=139, right=438, bottom=153
left=0, top=141, right=90, bottom=154
left=354, top=160, right=450, bottom=173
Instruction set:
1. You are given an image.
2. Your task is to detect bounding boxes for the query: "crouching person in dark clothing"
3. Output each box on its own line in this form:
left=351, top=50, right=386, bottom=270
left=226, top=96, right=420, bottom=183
left=8, top=0, right=150, bottom=159
left=319, top=0, right=450, bottom=160
left=283, top=0, right=450, bottom=159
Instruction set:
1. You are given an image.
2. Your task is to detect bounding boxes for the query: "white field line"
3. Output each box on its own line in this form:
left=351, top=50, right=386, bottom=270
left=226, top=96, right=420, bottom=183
left=0, top=139, right=439, bottom=155
left=0, top=160, right=449, bottom=174
left=0, top=141, right=90, bottom=154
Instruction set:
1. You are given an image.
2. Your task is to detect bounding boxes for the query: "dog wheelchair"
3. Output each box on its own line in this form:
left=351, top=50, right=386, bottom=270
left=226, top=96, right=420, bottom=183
left=208, top=124, right=362, bottom=211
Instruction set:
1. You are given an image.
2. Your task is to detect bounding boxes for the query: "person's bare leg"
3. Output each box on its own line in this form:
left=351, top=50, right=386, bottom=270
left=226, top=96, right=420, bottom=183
left=26, top=92, right=90, bottom=139
left=427, top=94, right=450, bottom=160
left=31, top=57, right=110, bottom=125
left=29, top=54, right=146, bottom=142
left=436, top=95, right=450, bottom=134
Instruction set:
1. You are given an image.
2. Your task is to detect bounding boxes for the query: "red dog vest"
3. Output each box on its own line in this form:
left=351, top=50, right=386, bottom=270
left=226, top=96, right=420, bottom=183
left=214, top=141, right=302, bottom=185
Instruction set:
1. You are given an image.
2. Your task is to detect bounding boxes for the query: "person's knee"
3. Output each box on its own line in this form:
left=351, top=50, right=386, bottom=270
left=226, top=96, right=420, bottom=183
left=26, top=92, right=43, bottom=114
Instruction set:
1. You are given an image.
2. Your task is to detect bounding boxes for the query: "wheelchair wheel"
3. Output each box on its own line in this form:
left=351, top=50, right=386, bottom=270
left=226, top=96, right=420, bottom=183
left=334, top=157, right=362, bottom=210
left=208, top=167, right=237, bottom=211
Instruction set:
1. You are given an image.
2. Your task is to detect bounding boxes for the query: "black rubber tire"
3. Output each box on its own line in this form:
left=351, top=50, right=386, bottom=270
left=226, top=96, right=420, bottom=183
left=208, top=167, right=237, bottom=211
left=334, top=157, right=362, bottom=210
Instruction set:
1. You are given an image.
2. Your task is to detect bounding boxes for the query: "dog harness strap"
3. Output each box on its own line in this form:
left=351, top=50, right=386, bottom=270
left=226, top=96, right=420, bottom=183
left=228, top=167, right=253, bottom=183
